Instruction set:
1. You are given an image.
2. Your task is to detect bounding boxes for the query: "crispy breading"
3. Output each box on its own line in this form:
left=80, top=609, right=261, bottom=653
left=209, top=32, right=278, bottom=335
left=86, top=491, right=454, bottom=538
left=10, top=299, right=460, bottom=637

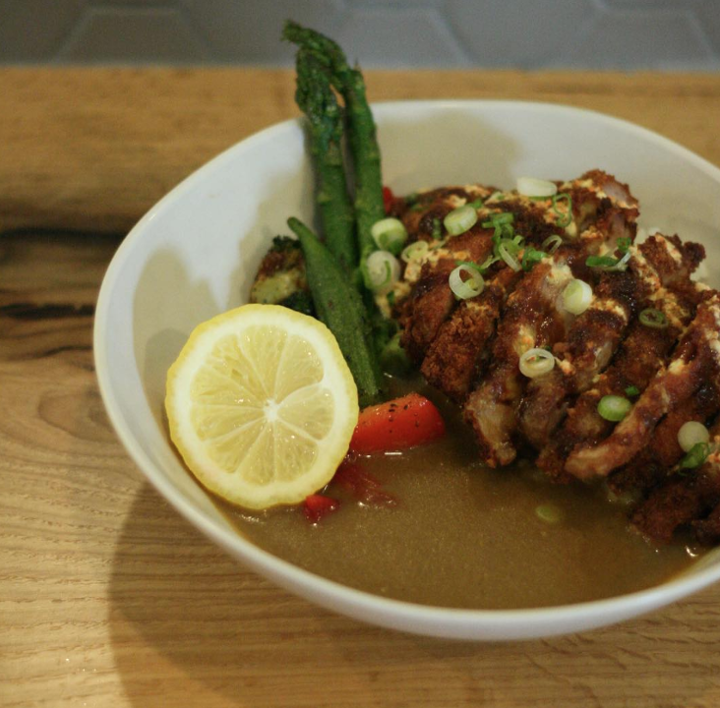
left=565, top=293, right=720, bottom=479
left=519, top=270, right=637, bottom=450
left=390, top=170, right=718, bottom=545
left=399, top=226, right=495, bottom=361
left=537, top=235, right=703, bottom=481
left=421, top=267, right=520, bottom=402
left=632, top=450, right=720, bottom=544
left=608, top=384, right=720, bottom=495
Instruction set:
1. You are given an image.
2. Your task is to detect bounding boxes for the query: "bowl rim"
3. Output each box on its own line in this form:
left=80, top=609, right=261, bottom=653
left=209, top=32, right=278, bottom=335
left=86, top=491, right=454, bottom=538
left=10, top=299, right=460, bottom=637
left=94, top=98, right=720, bottom=639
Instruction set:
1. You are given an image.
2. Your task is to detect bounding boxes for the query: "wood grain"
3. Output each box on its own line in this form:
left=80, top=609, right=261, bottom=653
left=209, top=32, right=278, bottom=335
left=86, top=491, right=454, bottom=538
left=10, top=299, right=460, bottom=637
left=2, top=68, right=720, bottom=708
left=1, top=68, right=720, bottom=233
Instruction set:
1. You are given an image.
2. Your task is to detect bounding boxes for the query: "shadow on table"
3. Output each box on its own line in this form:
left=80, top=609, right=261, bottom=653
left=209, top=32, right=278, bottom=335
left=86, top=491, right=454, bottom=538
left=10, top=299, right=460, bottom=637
left=109, top=484, right=720, bottom=708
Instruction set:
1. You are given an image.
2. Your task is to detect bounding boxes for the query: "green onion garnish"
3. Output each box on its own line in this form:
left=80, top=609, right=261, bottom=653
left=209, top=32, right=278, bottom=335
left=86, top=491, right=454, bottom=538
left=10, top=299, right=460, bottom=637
left=639, top=308, right=668, bottom=329
left=625, top=385, right=640, bottom=397
left=678, top=421, right=710, bottom=453
left=499, top=241, right=522, bottom=272
left=542, top=234, right=563, bottom=254
left=598, top=395, right=632, bottom=422
left=585, top=251, right=631, bottom=271
left=444, top=204, right=478, bottom=236
left=519, top=348, right=556, bottom=378
left=562, top=279, right=593, bottom=315
left=431, top=217, right=442, bottom=240
left=401, top=240, right=429, bottom=263
left=586, top=255, right=619, bottom=268
left=363, top=250, right=400, bottom=294
left=535, top=504, right=564, bottom=524
left=680, top=442, right=711, bottom=470
left=449, top=263, right=485, bottom=300
left=371, top=217, right=408, bottom=255
left=521, top=246, right=546, bottom=271
left=617, top=237, right=631, bottom=253
left=552, top=193, right=573, bottom=228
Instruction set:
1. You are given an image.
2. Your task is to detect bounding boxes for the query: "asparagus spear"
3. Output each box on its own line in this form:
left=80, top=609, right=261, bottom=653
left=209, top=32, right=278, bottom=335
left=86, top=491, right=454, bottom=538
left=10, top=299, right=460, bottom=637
left=294, top=49, right=357, bottom=271
left=283, top=21, right=385, bottom=262
left=288, top=217, right=384, bottom=406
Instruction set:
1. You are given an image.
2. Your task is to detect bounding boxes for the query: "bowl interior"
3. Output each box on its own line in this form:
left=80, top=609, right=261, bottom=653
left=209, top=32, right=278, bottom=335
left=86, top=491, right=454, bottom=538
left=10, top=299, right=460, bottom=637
left=95, top=100, right=720, bottom=640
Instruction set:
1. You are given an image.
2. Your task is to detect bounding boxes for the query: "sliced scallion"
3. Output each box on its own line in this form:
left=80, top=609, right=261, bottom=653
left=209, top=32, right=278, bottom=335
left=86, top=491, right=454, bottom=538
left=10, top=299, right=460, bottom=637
left=449, top=263, right=485, bottom=300
left=401, top=240, right=429, bottom=263
left=517, top=177, right=558, bottom=198
left=542, top=234, right=563, bottom=254
left=552, top=193, right=573, bottom=228
left=585, top=250, right=631, bottom=272
left=519, top=348, right=555, bottom=378
left=562, top=279, right=593, bottom=315
left=521, top=246, right=546, bottom=271
left=625, top=385, right=640, bottom=397
left=639, top=308, right=668, bottom=329
left=609, top=250, right=632, bottom=271
left=482, top=212, right=514, bottom=228
left=499, top=240, right=522, bottom=272
left=678, top=421, right=710, bottom=453
left=371, top=218, right=408, bottom=255
left=617, top=236, right=631, bottom=253
left=444, top=204, right=478, bottom=236
left=431, top=217, right=442, bottom=240
left=535, top=504, right=564, bottom=524
left=364, top=250, right=400, bottom=295
left=586, top=255, right=618, bottom=268
left=680, top=442, right=711, bottom=469
left=598, top=395, right=632, bottom=422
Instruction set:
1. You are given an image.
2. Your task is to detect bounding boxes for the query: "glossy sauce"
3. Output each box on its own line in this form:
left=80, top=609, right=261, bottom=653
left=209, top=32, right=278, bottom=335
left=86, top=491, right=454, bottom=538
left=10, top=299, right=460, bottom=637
left=219, top=386, right=701, bottom=610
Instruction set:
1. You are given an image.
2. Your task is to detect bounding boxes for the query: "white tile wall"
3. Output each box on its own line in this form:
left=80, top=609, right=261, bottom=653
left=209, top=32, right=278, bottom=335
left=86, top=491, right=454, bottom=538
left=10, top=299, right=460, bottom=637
left=1, top=0, right=719, bottom=69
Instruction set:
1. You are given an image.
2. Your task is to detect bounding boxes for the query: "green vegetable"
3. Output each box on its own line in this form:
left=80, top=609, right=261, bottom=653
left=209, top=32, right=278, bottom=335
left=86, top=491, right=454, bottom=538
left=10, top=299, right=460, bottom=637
left=552, top=193, right=573, bottom=228
left=431, top=218, right=442, bottom=240
left=639, top=308, right=668, bottom=329
left=444, top=204, right=478, bottom=236
left=616, top=237, right=631, bottom=253
left=288, top=217, right=383, bottom=406
left=586, top=255, right=620, bottom=268
left=371, top=217, right=407, bottom=255
left=542, top=234, right=563, bottom=254
left=284, top=21, right=385, bottom=262
left=535, top=504, right=564, bottom=524
left=598, top=395, right=632, bottom=422
left=249, top=236, right=310, bottom=307
left=293, top=49, right=356, bottom=271
left=521, top=245, right=546, bottom=271
left=680, top=442, right=711, bottom=470
left=482, top=212, right=514, bottom=227
left=624, top=385, right=640, bottom=397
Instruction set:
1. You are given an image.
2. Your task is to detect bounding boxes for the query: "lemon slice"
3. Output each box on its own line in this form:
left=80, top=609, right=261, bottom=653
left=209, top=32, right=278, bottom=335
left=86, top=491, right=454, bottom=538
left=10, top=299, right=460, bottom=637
left=165, top=304, right=359, bottom=509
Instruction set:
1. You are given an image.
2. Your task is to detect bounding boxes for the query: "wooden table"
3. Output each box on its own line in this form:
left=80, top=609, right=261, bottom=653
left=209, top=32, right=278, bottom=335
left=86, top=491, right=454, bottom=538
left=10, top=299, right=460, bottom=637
left=3, top=68, right=720, bottom=708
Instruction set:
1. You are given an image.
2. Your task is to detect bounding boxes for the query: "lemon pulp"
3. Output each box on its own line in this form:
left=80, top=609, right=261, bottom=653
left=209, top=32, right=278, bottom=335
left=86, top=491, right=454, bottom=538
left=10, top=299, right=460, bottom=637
left=165, top=304, right=359, bottom=509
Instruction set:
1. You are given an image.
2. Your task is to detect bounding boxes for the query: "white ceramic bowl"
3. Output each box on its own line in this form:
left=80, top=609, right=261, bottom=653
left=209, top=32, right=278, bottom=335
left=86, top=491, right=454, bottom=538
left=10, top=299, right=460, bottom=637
left=95, top=100, right=720, bottom=641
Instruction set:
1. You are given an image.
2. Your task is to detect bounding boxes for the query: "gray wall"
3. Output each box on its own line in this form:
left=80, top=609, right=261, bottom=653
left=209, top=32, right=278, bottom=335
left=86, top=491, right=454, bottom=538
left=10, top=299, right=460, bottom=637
left=2, top=0, right=719, bottom=70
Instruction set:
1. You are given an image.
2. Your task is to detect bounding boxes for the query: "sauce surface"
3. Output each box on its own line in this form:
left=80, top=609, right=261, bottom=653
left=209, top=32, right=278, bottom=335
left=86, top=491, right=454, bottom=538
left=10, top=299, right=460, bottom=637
left=219, top=386, right=701, bottom=610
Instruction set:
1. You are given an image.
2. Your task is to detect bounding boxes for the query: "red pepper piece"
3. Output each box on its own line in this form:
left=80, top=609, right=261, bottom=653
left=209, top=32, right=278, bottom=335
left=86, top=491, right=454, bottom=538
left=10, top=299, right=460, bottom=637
left=333, top=460, right=398, bottom=507
left=303, top=494, right=340, bottom=524
left=349, top=393, right=445, bottom=455
left=382, top=186, right=395, bottom=214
